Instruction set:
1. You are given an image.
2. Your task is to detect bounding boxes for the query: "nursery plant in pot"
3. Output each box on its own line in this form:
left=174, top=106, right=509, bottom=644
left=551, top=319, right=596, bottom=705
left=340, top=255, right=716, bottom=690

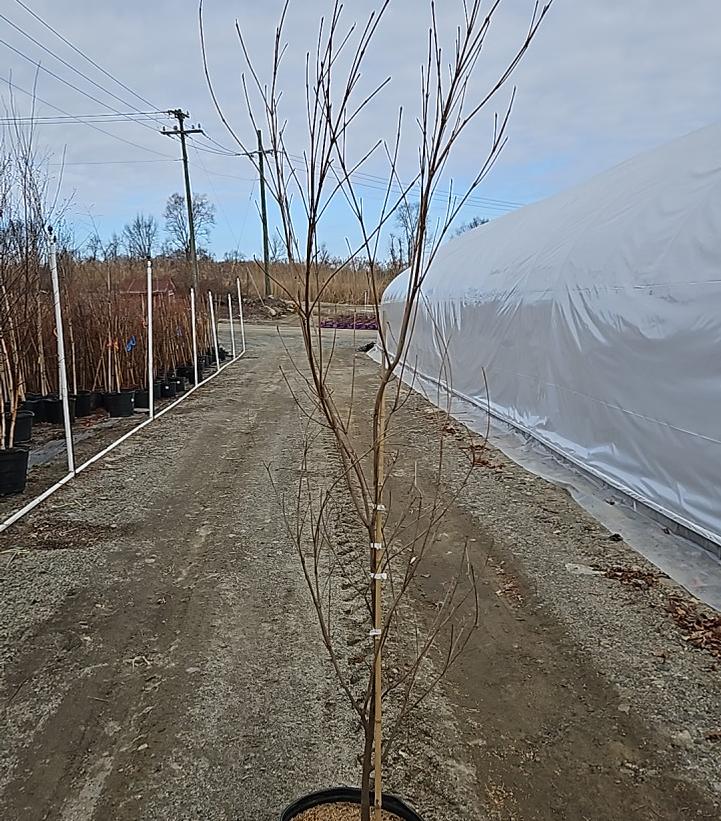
left=104, top=390, right=135, bottom=417
left=0, top=372, right=30, bottom=496
left=0, top=228, right=32, bottom=495
left=202, top=1, right=553, bottom=817
left=74, top=390, right=94, bottom=418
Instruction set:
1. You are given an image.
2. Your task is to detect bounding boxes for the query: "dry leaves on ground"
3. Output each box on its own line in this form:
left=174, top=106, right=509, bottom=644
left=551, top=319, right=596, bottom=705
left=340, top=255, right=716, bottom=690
left=667, top=596, right=721, bottom=659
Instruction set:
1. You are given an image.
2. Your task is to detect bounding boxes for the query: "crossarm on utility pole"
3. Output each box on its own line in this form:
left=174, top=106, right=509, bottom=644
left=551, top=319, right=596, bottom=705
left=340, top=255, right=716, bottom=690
left=162, top=109, right=204, bottom=294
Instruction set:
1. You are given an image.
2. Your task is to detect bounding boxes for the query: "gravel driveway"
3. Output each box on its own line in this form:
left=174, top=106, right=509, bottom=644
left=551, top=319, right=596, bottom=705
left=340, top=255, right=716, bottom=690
left=0, top=321, right=718, bottom=821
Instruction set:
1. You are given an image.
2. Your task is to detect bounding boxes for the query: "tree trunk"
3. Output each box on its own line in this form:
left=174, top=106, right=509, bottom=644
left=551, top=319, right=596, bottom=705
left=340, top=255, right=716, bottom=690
left=360, top=719, right=374, bottom=821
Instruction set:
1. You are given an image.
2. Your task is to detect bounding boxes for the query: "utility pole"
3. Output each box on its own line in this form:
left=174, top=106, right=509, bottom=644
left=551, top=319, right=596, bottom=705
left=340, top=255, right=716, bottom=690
left=236, top=132, right=274, bottom=297
left=162, top=109, right=203, bottom=292
left=257, top=129, right=271, bottom=297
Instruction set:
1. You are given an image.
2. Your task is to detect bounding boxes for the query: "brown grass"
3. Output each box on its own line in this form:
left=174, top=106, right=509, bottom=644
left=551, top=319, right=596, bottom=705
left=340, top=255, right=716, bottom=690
left=241, top=262, right=393, bottom=305
left=73, top=258, right=394, bottom=305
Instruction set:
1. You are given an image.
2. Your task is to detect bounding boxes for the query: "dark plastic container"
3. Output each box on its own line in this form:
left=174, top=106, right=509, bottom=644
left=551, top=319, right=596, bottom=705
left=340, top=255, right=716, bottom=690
left=43, top=396, right=76, bottom=425
left=160, top=381, right=177, bottom=399
left=26, top=398, right=45, bottom=422
left=104, top=391, right=134, bottom=417
left=134, top=382, right=161, bottom=410
left=75, top=391, right=94, bottom=418
left=4, top=410, right=34, bottom=445
left=0, top=447, right=29, bottom=496
left=185, top=365, right=204, bottom=384
left=21, top=398, right=44, bottom=422
left=173, top=376, right=188, bottom=394
left=280, top=788, right=423, bottom=821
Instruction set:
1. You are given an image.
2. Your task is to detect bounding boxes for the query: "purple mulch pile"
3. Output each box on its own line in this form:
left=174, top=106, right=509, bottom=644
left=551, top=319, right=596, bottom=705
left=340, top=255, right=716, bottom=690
left=319, top=313, right=378, bottom=330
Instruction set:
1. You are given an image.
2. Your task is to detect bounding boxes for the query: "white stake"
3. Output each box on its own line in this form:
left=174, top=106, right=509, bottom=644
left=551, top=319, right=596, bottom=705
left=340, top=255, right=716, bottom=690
left=236, top=277, right=246, bottom=354
left=228, top=293, right=237, bottom=359
left=190, top=287, right=199, bottom=386
left=48, top=230, right=75, bottom=475
left=208, top=290, right=220, bottom=371
left=146, top=259, right=155, bottom=420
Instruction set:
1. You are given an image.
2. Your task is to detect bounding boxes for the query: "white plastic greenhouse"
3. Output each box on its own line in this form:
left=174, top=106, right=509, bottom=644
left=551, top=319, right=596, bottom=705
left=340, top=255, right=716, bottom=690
left=381, top=123, right=721, bottom=554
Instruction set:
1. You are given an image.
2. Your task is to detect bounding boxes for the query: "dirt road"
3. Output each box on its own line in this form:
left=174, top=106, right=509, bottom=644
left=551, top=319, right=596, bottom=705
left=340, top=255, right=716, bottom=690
left=1, top=322, right=719, bottom=820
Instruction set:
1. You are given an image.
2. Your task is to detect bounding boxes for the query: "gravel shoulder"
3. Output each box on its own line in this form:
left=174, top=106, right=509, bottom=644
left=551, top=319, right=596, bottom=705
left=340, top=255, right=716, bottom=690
left=0, top=321, right=719, bottom=821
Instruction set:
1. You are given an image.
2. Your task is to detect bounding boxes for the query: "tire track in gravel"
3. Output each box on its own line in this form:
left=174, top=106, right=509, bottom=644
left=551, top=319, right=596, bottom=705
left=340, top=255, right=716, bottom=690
left=0, top=329, right=360, bottom=821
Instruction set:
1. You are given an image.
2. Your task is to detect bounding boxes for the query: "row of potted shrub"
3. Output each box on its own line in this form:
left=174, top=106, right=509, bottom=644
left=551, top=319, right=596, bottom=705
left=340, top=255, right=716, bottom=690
left=0, top=349, right=230, bottom=499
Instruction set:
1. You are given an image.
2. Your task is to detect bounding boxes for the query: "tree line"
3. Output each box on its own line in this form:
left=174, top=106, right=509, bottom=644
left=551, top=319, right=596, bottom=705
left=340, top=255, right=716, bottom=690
left=85, top=192, right=216, bottom=263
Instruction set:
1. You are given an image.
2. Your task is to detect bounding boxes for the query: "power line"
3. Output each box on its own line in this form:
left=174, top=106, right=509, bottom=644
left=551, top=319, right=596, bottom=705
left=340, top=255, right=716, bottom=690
left=0, top=71, right=175, bottom=159
left=0, top=34, right=165, bottom=134
left=190, top=144, right=243, bottom=251
left=186, top=134, right=239, bottom=157
left=285, top=152, right=524, bottom=210
left=283, top=158, right=517, bottom=213
left=0, top=111, right=162, bottom=121
left=0, top=10, right=166, bottom=128
left=0, top=116, right=163, bottom=125
left=194, top=132, right=239, bottom=156
left=50, top=158, right=179, bottom=167
left=11, top=0, right=160, bottom=112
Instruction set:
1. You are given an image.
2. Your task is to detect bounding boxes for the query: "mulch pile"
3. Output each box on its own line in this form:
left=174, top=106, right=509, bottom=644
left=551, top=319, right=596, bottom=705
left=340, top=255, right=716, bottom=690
left=319, top=313, right=378, bottom=330
left=241, top=296, right=293, bottom=320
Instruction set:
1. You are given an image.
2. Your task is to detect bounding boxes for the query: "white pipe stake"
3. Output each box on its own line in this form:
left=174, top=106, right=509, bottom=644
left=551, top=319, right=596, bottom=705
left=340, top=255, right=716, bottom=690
left=208, top=291, right=220, bottom=371
left=48, top=231, right=75, bottom=474
left=146, top=259, right=155, bottom=420
left=228, top=293, right=236, bottom=358
left=0, top=471, right=74, bottom=535
left=190, top=287, right=199, bottom=386
left=236, top=277, right=246, bottom=354
left=0, top=331, right=246, bottom=537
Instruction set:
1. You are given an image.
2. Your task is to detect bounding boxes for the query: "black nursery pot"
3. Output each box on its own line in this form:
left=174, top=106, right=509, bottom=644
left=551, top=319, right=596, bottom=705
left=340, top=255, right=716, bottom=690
left=281, top=788, right=423, bottom=821
left=74, top=391, right=94, bottom=418
left=21, top=398, right=45, bottom=422
left=104, top=391, right=135, bottom=417
left=134, top=389, right=150, bottom=410
left=134, top=382, right=161, bottom=410
left=173, top=376, right=188, bottom=394
left=4, top=410, right=34, bottom=445
left=43, top=396, right=76, bottom=425
left=160, top=381, right=177, bottom=399
left=0, top=447, right=30, bottom=496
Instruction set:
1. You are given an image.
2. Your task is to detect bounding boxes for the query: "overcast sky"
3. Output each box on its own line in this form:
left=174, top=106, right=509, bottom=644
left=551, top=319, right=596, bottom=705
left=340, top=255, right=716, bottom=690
left=2, top=0, right=721, bottom=258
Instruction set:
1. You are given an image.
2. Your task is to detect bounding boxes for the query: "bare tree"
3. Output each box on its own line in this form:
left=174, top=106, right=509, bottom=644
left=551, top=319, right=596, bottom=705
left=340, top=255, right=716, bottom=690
left=122, top=212, right=158, bottom=259
left=201, top=1, right=552, bottom=818
left=454, top=215, right=489, bottom=236
left=163, top=192, right=216, bottom=259
left=393, top=201, right=424, bottom=269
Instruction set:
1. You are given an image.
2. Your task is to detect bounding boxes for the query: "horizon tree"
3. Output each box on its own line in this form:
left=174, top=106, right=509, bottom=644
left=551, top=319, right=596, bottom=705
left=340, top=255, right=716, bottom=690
left=122, top=212, right=158, bottom=259
left=163, top=192, right=216, bottom=260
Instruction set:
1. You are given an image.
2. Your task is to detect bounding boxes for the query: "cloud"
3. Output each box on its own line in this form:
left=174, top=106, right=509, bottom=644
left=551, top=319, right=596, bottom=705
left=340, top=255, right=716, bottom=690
left=1, top=0, right=720, bottom=255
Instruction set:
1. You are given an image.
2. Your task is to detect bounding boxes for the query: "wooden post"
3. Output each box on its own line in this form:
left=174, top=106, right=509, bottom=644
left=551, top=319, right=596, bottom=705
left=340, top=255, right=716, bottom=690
left=372, top=376, right=386, bottom=821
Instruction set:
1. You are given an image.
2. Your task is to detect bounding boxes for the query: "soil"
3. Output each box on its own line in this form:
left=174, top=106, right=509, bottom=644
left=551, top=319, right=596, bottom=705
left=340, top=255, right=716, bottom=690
left=242, top=295, right=293, bottom=319
left=295, top=804, right=399, bottom=821
left=0, top=320, right=719, bottom=821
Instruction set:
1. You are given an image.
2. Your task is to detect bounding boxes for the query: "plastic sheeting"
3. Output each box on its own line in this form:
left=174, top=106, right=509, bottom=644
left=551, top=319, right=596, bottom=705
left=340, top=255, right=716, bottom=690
left=381, top=123, right=721, bottom=552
